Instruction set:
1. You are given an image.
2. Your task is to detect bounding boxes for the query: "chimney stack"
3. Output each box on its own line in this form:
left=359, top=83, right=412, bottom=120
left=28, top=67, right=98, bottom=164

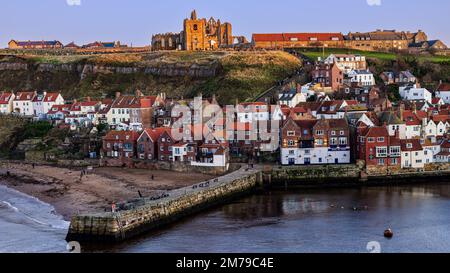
left=399, top=102, right=405, bottom=120
left=395, top=127, right=400, bottom=139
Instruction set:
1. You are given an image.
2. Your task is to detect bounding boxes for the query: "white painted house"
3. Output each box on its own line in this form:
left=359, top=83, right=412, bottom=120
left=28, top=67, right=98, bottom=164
left=401, top=139, right=425, bottom=169
left=281, top=119, right=351, bottom=166
left=422, top=139, right=441, bottom=164
left=347, top=70, right=375, bottom=87
left=13, top=91, right=36, bottom=116
left=424, top=120, right=448, bottom=137
left=278, top=90, right=306, bottom=108
left=237, top=102, right=270, bottom=123
left=32, top=93, right=45, bottom=117
left=399, top=85, right=432, bottom=103
left=324, top=54, right=367, bottom=73
left=435, top=83, right=450, bottom=104
left=42, top=93, right=64, bottom=115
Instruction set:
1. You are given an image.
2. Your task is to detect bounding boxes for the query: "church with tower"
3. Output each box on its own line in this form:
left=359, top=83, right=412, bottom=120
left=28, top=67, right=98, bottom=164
left=152, top=10, right=234, bottom=51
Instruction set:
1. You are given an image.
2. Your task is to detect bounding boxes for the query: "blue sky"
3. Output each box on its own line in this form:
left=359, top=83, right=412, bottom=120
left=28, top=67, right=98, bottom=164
left=1, top=0, right=449, bottom=47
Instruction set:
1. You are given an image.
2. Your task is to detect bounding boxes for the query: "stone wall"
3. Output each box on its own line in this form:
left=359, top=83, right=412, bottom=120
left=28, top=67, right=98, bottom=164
left=66, top=171, right=259, bottom=243
left=268, top=164, right=362, bottom=186
left=366, top=163, right=450, bottom=176
left=267, top=163, right=450, bottom=187
left=100, top=158, right=235, bottom=176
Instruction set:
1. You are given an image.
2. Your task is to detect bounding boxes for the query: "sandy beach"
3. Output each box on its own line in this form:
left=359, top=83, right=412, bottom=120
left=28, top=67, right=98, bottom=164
left=0, top=161, right=215, bottom=220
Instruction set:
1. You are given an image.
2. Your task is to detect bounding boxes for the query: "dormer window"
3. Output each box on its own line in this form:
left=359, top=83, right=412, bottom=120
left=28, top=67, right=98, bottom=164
left=407, top=143, right=413, bottom=149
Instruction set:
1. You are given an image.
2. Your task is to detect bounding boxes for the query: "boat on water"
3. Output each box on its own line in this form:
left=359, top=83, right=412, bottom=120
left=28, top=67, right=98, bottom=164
left=384, top=229, right=394, bottom=238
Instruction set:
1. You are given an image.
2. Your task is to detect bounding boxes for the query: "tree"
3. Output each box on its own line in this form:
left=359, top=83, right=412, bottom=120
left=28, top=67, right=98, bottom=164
left=386, top=84, right=401, bottom=102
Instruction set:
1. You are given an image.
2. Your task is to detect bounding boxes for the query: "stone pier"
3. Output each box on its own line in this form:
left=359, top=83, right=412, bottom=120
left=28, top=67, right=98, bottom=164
left=66, top=166, right=262, bottom=243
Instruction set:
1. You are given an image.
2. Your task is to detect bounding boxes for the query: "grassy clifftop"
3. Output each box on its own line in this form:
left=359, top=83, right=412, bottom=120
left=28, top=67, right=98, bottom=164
left=0, top=51, right=301, bottom=104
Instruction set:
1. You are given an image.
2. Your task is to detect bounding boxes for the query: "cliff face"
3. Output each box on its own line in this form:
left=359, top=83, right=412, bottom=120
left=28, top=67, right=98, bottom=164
left=0, top=57, right=221, bottom=79
left=0, top=51, right=301, bottom=104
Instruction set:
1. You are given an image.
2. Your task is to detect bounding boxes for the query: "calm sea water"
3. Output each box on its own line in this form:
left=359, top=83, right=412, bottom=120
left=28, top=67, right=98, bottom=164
left=1, top=180, right=450, bottom=253
left=108, top=181, right=450, bottom=253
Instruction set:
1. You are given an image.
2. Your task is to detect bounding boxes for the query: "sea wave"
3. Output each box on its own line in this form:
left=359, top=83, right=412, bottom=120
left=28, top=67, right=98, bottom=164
left=0, top=184, right=69, bottom=230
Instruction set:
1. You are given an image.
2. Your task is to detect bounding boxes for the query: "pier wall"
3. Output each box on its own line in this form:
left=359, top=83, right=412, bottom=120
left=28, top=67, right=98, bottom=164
left=266, top=163, right=450, bottom=187
left=66, top=169, right=261, bottom=243
left=267, top=164, right=362, bottom=187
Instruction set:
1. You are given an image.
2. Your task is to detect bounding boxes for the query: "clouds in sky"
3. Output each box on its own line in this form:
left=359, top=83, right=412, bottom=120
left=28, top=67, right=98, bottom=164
left=66, top=0, right=81, bottom=6
left=367, top=0, right=382, bottom=6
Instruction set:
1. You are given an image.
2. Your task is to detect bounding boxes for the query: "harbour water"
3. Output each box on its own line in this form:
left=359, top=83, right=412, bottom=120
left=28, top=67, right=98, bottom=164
left=1, top=180, right=450, bottom=253
left=108, top=181, right=450, bottom=253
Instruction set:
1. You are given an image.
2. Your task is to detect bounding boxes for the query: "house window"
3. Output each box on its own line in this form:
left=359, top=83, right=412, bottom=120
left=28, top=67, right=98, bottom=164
left=391, top=158, right=398, bottom=165
left=377, top=158, right=385, bottom=166
left=288, top=140, right=295, bottom=146
left=330, top=138, right=338, bottom=145
left=376, top=147, right=388, bottom=157
left=407, top=143, right=413, bottom=149
left=390, top=146, right=401, bottom=157
left=367, top=137, right=375, bottom=143
left=287, top=131, right=295, bottom=136
left=331, top=131, right=336, bottom=136
left=377, top=137, right=385, bottom=143
left=316, top=130, right=324, bottom=136
left=339, top=138, right=347, bottom=145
